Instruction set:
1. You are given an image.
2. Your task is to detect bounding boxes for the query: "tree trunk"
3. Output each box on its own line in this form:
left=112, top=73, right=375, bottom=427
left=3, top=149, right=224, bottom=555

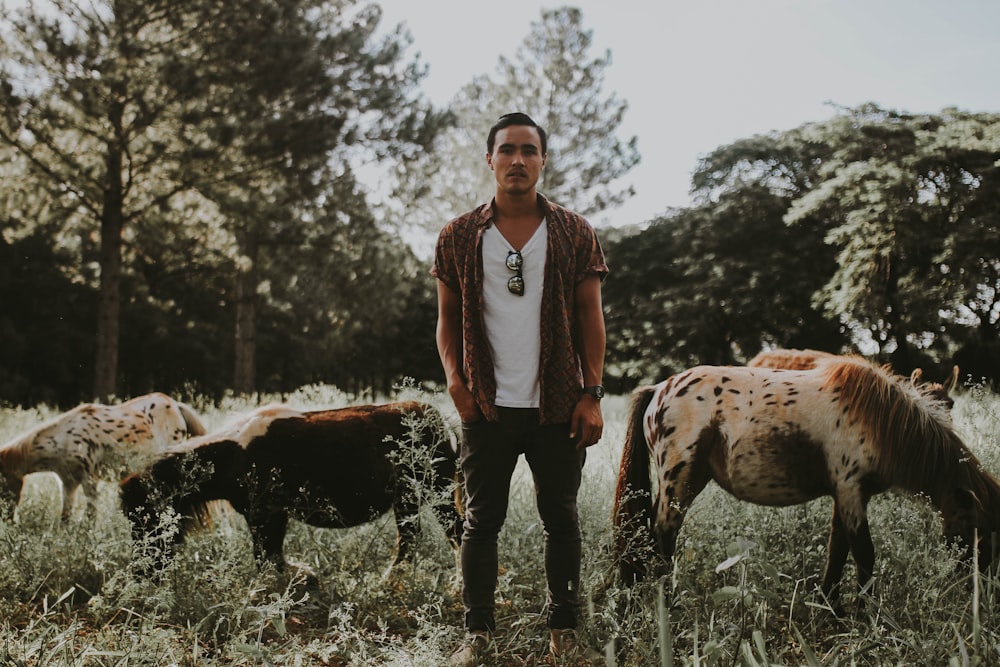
left=93, top=132, right=125, bottom=402
left=233, top=228, right=258, bottom=394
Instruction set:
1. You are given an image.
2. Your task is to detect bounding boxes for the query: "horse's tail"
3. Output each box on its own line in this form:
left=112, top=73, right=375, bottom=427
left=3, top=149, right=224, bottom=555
left=436, top=408, right=467, bottom=527
left=434, top=404, right=466, bottom=546
left=176, top=401, right=208, bottom=436
left=613, top=384, right=657, bottom=585
left=181, top=500, right=216, bottom=533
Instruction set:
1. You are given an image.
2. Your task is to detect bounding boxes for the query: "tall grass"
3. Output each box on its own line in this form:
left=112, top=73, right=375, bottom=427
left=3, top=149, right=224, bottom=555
left=0, top=384, right=997, bottom=665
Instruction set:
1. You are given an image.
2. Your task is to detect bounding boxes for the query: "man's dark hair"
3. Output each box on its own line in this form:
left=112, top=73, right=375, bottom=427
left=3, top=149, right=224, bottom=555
left=487, top=112, right=547, bottom=156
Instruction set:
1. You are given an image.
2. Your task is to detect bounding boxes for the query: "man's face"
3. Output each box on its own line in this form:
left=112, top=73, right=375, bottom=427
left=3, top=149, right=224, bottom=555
left=487, top=125, right=546, bottom=196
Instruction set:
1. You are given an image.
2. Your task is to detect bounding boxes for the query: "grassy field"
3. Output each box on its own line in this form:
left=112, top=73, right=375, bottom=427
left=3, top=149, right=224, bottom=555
left=0, top=383, right=998, bottom=666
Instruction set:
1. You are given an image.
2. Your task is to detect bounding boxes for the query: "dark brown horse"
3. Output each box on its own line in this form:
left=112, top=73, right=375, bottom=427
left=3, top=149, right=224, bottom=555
left=120, top=401, right=462, bottom=574
left=613, top=356, right=1000, bottom=610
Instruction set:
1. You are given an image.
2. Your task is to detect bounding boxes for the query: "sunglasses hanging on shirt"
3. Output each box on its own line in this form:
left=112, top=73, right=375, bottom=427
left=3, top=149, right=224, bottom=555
left=506, top=250, right=524, bottom=296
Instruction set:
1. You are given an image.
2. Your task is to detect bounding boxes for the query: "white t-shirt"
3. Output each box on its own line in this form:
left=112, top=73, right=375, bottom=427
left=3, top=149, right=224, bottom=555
left=481, top=222, right=547, bottom=408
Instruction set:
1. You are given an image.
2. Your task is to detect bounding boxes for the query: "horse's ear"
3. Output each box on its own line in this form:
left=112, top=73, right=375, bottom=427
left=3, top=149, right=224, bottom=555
left=958, top=487, right=986, bottom=514
left=945, top=365, right=960, bottom=392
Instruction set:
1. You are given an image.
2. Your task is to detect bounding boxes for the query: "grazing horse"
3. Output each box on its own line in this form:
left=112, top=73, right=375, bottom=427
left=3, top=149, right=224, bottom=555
left=613, top=356, right=1000, bottom=610
left=0, top=393, right=206, bottom=521
left=120, top=401, right=463, bottom=574
left=748, top=347, right=959, bottom=408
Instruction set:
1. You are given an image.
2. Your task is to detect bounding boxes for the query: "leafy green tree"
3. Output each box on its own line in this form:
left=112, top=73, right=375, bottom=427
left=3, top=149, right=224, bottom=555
left=173, top=0, right=449, bottom=393
left=606, top=104, right=1000, bottom=385
left=786, top=105, right=1000, bottom=371
left=248, top=169, right=439, bottom=396
left=0, top=0, right=449, bottom=398
left=918, top=109, right=1000, bottom=369
left=0, top=231, right=97, bottom=407
left=392, top=6, right=639, bottom=242
left=0, top=0, right=230, bottom=399
left=603, top=186, right=846, bottom=386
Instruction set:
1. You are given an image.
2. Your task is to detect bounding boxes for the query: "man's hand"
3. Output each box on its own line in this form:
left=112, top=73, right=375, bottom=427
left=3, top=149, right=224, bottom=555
left=449, top=382, right=481, bottom=423
left=569, top=395, right=603, bottom=449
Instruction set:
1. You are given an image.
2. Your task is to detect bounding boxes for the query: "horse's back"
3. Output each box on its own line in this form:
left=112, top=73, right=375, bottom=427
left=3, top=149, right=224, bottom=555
left=246, top=401, right=439, bottom=471
left=656, top=364, right=831, bottom=416
left=747, top=348, right=838, bottom=371
left=222, top=401, right=448, bottom=527
left=117, top=393, right=206, bottom=448
left=7, top=394, right=203, bottom=481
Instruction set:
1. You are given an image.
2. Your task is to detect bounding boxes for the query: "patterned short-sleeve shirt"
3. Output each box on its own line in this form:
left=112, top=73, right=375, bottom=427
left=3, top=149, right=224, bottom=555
left=432, top=194, right=609, bottom=425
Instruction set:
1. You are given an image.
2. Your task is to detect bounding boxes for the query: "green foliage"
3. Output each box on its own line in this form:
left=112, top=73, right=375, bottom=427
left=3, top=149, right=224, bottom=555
left=607, top=103, right=1000, bottom=377
left=0, top=232, right=97, bottom=406
left=603, top=186, right=847, bottom=385
left=0, top=0, right=450, bottom=402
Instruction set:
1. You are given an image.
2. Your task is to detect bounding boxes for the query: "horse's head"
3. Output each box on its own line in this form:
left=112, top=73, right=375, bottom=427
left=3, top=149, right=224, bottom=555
left=940, top=472, right=1000, bottom=573
left=120, top=472, right=184, bottom=575
left=121, top=442, right=232, bottom=575
left=910, top=366, right=959, bottom=411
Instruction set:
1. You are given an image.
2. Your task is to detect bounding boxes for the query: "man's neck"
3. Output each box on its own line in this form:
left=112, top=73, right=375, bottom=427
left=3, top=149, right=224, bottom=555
left=493, top=189, right=539, bottom=219
left=493, top=190, right=543, bottom=249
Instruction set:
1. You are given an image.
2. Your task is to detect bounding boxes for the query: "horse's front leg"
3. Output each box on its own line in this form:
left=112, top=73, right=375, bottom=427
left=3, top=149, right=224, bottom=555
left=431, top=482, right=464, bottom=552
left=820, top=502, right=850, bottom=614
left=848, top=517, right=875, bottom=599
left=80, top=477, right=99, bottom=522
left=652, top=464, right=709, bottom=579
left=822, top=492, right=874, bottom=613
left=59, top=475, right=84, bottom=522
left=391, top=495, right=420, bottom=567
left=248, top=511, right=289, bottom=571
left=0, top=477, right=23, bottom=521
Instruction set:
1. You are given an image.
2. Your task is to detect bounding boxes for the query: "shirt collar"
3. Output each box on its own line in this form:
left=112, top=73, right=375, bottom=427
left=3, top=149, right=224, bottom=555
left=472, top=193, right=552, bottom=229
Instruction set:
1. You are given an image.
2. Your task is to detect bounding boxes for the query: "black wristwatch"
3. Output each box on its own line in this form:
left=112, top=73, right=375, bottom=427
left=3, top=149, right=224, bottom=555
left=582, top=385, right=605, bottom=400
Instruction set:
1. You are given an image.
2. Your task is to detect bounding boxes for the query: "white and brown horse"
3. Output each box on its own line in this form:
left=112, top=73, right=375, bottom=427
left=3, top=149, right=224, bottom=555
left=120, top=401, right=463, bottom=574
left=613, top=356, right=1000, bottom=610
left=0, top=393, right=206, bottom=520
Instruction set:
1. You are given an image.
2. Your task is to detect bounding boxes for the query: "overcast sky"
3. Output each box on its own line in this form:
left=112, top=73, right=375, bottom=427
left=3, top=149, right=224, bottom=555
left=376, top=0, right=1000, bottom=227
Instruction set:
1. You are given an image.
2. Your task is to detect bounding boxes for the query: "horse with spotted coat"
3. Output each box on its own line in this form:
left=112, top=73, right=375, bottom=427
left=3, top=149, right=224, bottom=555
left=613, top=355, right=1000, bottom=611
left=0, top=393, right=206, bottom=520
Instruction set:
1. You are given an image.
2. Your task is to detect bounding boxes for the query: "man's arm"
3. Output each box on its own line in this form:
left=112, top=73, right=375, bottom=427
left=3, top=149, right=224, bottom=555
left=570, top=274, right=606, bottom=448
left=436, top=281, right=480, bottom=422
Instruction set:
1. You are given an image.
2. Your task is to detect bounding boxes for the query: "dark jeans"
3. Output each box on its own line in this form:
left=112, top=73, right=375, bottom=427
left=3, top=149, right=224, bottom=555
left=459, top=407, right=585, bottom=632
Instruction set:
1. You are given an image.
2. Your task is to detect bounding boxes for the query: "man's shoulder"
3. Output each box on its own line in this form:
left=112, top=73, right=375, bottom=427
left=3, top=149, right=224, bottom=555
left=539, top=195, right=590, bottom=228
left=447, top=201, right=492, bottom=227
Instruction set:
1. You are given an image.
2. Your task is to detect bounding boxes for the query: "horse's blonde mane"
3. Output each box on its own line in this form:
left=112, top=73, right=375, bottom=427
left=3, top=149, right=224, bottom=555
left=820, top=358, right=973, bottom=502
left=0, top=432, right=30, bottom=459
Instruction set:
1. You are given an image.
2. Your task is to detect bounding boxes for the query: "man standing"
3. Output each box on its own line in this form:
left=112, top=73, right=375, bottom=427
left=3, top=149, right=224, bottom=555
left=433, top=112, right=608, bottom=666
